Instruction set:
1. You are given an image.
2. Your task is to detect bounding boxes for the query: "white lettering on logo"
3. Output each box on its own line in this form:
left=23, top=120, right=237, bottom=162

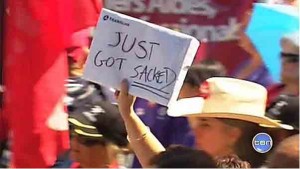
left=106, top=0, right=217, bottom=18
left=176, top=17, right=241, bottom=42
left=105, top=0, right=241, bottom=42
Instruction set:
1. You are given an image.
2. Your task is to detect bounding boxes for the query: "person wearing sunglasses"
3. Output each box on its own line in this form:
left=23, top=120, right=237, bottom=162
left=68, top=101, right=128, bottom=168
left=266, top=32, right=299, bottom=106
left=280, top=32, right=299, bottom=96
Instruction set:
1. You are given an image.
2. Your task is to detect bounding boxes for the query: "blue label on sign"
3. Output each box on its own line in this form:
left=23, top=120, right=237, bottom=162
left=252, top=133, right=273, bottom=153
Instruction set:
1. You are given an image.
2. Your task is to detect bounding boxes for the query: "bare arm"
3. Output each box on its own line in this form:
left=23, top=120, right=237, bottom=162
left=235, top=31, right=263, bottom=80
left=235, top=9, right=263, bottom=80
left=116, top=80, right=166, bottom=168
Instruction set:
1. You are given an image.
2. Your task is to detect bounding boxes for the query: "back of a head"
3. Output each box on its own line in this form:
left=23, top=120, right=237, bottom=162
left=93, top=101, right=128, bottom=147
left=266, top=134, right=299, bottom=168
left=215, top=154, right=251, bottom=168
left=149, top=145, right=216, bottom=168
left=184, top=59, right=227, bottom=87
left=69, top=100, right=128, bottom=148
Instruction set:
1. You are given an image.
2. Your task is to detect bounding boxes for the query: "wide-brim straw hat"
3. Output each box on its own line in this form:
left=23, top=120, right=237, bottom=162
left=168, top=77, right=286, bottom=129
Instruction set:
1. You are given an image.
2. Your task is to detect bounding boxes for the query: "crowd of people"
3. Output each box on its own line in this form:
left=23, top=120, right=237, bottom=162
left=53, top=30, right=298, bottom=167
left=0, top=0, right=299, bottom=168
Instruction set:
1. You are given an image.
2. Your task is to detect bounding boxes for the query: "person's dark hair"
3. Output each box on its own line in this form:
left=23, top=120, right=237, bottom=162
left=215, top=154, right=251, bottom=168
left=184, top=59, right=227, bottom=87
left=69, top=125, right=108, bottom=147
left=149, top=145, right=216, bottom=168
left=265, top=134, right=299, bottom=168
left=94, top=101, right=128, bottom=147
left=220, top=118, right=268, bottom=168
left=267, top=95, right=299, bottom=130
left=69, top=101, right=128, bottom=148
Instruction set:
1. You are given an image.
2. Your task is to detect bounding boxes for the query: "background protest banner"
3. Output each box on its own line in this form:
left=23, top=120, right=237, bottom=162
left=83, top=9, right=199, bottom=106
left=104, top=0, right=253, bottom=75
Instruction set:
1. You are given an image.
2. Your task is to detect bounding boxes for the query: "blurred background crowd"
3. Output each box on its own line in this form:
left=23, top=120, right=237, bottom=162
left=0, top=0, right=299, bottom=168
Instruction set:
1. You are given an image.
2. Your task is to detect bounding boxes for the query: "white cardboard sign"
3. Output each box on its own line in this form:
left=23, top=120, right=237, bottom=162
left=83, top=9, right=199, bottom=107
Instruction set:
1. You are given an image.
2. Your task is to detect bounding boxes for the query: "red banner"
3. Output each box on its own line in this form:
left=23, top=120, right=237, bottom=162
left=104, top=0, right=253, bottom=74
left=72, top=0, right=103, bottom=31
left=4, top=0, right=73, bottom=167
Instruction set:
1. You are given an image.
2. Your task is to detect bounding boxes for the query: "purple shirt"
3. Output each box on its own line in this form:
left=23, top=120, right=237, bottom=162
left=233, top=59, right=275, bottom=87
left=132, top=98, right=195, bottom=168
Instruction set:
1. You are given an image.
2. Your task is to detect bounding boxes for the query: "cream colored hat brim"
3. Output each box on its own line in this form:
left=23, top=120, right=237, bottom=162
left=168, top=78, right=290, bottom=129
left=167, top=97, right=204, bottom=117
left=187, top=112, right=283, bottom=128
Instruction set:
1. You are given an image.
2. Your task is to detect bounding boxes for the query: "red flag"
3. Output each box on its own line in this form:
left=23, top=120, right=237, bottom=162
left=72, top=0, right=103, bottom=31
left=0, top=110, right=7, bottom=142
left=3, top=0, right=74, bottom=167
left=67, top=0, right=102, bottom=75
